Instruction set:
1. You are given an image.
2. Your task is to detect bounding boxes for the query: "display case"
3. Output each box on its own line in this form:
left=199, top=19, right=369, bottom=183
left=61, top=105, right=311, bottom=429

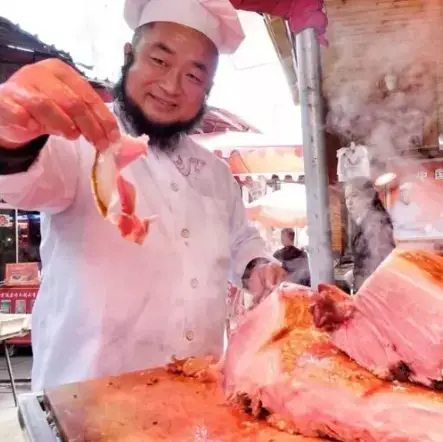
left=0, top=202, right=40, bottom=347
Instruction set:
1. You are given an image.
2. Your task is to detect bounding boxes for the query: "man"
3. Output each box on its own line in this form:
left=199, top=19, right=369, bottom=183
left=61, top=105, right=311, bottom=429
left=389, top=182, right=425, bottom=238
left=0, top=0, right=285, bottom=391
left=273, top=228, right=310, bottom=286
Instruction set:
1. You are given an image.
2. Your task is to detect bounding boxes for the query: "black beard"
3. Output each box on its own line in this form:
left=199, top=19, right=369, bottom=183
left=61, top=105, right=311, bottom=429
left=113, top=54, right=206, bottom=152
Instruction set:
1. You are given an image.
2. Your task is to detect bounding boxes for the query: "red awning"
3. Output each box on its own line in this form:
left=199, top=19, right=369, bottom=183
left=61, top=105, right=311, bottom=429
left=192, top=132, right=304, bottom=180
left=230, top=0, right=328, bottom=45
left=193, top=106, right=262, bottom=134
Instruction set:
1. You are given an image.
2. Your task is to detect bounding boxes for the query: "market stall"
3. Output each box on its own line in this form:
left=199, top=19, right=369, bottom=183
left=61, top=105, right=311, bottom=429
left=246, top=183, right=307, bottom=228
left=1, top=262, right=39, bottom=353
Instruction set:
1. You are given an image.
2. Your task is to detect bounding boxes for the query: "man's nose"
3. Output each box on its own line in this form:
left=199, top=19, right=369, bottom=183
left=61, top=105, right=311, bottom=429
left=159, top=68, right=181, bottom=95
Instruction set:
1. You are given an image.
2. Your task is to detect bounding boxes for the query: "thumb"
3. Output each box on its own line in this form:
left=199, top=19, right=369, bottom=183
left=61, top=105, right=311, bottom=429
left=264, top=264, right=280, bottom=290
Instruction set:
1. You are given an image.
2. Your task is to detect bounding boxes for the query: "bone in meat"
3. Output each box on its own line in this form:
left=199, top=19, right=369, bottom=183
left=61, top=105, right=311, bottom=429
left=313, top=249, right=443, bottom=389
left=222, top=282, right=443, bottom=441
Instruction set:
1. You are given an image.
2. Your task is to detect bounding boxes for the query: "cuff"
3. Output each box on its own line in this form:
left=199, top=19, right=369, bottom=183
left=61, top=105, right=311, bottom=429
left=0, top=135, right=49, bottom=175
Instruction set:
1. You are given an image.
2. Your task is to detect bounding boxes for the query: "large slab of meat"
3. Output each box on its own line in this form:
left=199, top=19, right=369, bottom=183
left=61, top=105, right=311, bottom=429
left=45, top=363, right=316, bottom=442
left=312, top=249, right=443, bottom=389
left=223, top=282, right=443, bottom=441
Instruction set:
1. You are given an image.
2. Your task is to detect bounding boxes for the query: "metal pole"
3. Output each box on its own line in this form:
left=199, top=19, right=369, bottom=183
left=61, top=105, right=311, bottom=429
left=14, top=209, right=19, bottom=263
left=294, top=28, right=334, bottom=285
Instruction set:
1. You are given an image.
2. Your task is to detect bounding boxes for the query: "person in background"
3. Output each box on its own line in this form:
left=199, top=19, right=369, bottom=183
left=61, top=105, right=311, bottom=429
left=345, top=177, right=396, bottom=291
left=389, top=182, right=426, bottom=238
left=273, top=228, right=311, bottom=287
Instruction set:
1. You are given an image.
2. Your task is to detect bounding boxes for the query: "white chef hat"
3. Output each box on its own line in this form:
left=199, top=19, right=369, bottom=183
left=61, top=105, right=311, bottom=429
left=123, top=0, right=245, bottom=54
left=400, top=182, right=412, bottom=190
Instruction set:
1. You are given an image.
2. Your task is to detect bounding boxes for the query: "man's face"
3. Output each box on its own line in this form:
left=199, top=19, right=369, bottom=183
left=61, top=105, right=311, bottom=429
left=345, top=185, right=372, bottom=220
left=125, top=22, right=218, bottom=125
left=281, top=231, right=291, bottom=246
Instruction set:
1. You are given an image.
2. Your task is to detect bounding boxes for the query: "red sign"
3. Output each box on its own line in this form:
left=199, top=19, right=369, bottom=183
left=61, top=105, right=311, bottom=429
left=0, top=286, right=38, bottom=345
left=5, top=262, right=39, bottom=287
left=0, top=214, right=11, bottom=227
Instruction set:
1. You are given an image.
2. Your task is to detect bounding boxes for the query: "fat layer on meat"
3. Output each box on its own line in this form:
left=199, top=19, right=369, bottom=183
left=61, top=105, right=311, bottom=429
left=223, top=282, right=443, bottom=441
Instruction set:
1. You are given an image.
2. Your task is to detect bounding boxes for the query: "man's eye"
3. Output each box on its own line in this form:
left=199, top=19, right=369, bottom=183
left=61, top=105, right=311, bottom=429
left=151, top=57, right=166, bottom=66
left=187, top=73, right=203, bottom=85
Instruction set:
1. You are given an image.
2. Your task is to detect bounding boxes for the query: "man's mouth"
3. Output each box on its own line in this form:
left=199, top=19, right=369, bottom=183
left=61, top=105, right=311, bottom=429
left=148, top=93, right=177, bottom=111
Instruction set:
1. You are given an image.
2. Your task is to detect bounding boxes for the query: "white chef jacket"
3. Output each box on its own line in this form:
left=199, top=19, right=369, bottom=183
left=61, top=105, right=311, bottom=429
left=0, top=115, right=267, bottom=391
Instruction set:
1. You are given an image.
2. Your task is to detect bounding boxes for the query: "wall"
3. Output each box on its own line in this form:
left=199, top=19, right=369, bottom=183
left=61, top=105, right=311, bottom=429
left=322, top=0, right=443, bottom=153
left=320, top=0, right=443, bottom=255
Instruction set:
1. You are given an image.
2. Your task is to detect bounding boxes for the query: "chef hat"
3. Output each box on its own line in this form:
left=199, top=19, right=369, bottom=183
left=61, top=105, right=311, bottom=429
left=123, top=0, right=245, bottom=54
left=400, top=182, right=412, bottom=190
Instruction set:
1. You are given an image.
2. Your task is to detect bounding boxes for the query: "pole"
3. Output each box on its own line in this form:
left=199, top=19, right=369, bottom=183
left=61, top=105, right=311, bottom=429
left=14, top=209, right=19, bottom=263
left=294, top=28, right=334, bottom=285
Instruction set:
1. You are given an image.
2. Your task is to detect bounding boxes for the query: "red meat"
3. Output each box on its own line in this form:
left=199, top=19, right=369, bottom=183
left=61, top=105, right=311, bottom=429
left=314, top=250, right=443, bottom=389
left=222, top=282, right=443, bottom=441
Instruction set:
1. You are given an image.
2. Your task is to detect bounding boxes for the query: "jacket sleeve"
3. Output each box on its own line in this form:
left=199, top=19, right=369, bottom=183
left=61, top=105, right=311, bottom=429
left=0, top=135, right=80, bottom=214
left=226, top=171, right=274, bottom=288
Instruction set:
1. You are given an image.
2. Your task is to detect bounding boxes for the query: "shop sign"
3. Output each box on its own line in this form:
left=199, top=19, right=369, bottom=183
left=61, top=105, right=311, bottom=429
left=0, top=291, right=36, bottom=299
left=4, top=262, right=40, bottom=286
left=0, top=214, right=11, bottom=227
left=435, top=169, right=443, bottom=180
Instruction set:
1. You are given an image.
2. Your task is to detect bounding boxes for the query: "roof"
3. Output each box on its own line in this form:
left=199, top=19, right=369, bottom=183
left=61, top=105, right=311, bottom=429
left=0, top=16, right=111, bottom=89
left=0, top=16, right=74, bottom=62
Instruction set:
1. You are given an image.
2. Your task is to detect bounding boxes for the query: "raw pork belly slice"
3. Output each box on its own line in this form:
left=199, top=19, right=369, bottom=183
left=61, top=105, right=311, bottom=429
left=314, top=249, right=443, bottom=389
left=222, top=283, right=443, bottom=441
left=91, top=134, right=157, bottom=245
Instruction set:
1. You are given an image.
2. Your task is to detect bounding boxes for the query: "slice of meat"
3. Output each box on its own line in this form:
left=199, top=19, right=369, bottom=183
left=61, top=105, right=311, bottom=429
left=315, top=249, right=443, bottom=389
left=223, top=282, right=443, bottom=441
left=91, top=134, right=156, bottom=245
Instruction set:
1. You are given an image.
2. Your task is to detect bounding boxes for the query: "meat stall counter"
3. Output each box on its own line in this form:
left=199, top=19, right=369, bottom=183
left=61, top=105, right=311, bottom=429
left=17, top=365, right=316, bottom=442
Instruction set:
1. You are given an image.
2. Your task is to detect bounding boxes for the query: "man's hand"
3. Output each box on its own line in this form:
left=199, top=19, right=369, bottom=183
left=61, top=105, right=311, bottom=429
left=0, top=58, right=120, bottom=150
left=244, top=261, right=287, bottom=304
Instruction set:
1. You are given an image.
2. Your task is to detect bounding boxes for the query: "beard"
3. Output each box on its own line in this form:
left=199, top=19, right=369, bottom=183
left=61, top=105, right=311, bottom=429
left=113, top=53, right=206, bottom=152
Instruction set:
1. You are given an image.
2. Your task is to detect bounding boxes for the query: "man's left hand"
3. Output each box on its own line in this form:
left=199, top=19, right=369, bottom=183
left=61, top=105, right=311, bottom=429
left=245, top=262, right=287, bottom=304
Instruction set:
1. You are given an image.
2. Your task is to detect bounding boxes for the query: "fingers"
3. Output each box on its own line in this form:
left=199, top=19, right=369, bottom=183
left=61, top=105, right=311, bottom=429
left=43, top=60, right=120, bottom=145
left=264, top=263, right=286, bottom=290
left=1, top=59, right=120, bottom=150
left=35, top=74, right=103, bottom=144
left=0, top=87, right=43, bottom=147
left=0, top=87, right=39, bottom=131
left=3, top=82, right=80, bottom=141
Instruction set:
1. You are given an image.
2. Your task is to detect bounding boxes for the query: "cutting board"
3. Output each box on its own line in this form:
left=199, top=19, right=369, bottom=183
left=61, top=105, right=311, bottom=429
left=45, top=367, right=318, bottom=441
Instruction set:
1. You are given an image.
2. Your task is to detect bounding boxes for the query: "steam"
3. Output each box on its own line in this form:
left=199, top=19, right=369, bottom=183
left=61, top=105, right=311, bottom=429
left=322, top=3, right=443, bottom=287
left=323, top=3, right=440, bottom=161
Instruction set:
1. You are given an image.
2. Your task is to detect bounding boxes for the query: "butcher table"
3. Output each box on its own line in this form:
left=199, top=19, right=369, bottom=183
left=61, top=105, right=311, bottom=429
left=17, top=366, right=318, bottom=442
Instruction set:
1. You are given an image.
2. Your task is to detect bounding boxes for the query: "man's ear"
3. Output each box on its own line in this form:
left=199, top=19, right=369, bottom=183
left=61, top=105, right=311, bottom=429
left=123, top=42, right=133, bottom=65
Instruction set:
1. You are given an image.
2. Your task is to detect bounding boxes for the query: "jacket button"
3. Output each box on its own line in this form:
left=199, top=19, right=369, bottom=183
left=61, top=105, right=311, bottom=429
left=181, top=228, right=189, bottom=238
left=190, top=278, right=199, bottom=288
left=185, top=330, right=194, bottom=341
left=170, top=182, right=179, bottom=192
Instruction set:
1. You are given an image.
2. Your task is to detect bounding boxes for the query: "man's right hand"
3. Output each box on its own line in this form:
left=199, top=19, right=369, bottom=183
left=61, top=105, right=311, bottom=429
left=0, top=59, right=120, bottom=150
